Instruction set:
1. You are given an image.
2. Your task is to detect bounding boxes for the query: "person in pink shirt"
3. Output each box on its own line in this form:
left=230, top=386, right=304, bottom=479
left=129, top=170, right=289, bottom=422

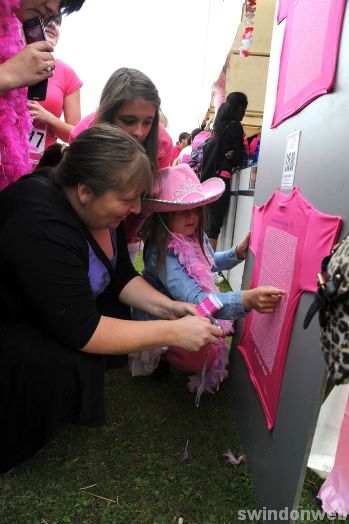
left=70, top=67, right=173, bottom=253
left=171, top=131, right=190, bottom=165
left=28, top=13, right=82, bottom=165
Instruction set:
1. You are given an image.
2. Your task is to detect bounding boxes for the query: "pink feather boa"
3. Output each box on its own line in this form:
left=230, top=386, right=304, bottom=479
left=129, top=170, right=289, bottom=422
left=168, top=234, right=233, bottom=395
left=0, top=0, right=33, bottom=189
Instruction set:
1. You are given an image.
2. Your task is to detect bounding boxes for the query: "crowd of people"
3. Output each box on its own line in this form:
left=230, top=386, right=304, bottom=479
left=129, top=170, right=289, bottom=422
left=0, top=0, right=283, bottom=473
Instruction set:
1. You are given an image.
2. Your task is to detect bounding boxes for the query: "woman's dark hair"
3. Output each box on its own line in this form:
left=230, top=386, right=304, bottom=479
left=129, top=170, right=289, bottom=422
left=59, top=0, right=85, bottom=15
left=213, top=92, right=248, bottom=136
left=190, top=127, right=202, bottom=143
left=141, top=207, right=208, bottom=273
left=34, top=143, right=67, bottom=170
left=94, top=68, right=161, bottom=172
left=49, top=123, right=154, bottom=197
left=178, top=132, right=190, bottom=142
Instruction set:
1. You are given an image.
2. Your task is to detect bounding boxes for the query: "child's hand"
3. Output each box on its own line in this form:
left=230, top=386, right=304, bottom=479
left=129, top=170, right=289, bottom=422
left=242, top=286, right=286, bottom=314
left=236, top=232, right=251, bottom=260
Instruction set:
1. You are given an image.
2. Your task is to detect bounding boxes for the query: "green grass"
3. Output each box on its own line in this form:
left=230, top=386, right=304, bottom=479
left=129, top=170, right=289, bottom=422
left=0, top=369, right=256, bottom=524
left=0, top=256, right=344, bottom=524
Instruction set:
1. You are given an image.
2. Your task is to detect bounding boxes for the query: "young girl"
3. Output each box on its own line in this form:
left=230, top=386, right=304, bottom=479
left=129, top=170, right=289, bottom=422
left=130, top=164, right=285, bottom=397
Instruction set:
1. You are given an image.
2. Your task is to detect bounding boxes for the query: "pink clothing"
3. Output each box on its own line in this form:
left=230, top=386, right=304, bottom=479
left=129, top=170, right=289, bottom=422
left=238, top=187, right=342, bottom=430
left=29, top=59, right=82, bottom=164
left=129, top=233, right=232, bottom=398
left=276, top=0, right=289, bottom=23
left=157, top=123, right=173, bottom=169
left=69, top=112, right=94, bottom=143
left=318, top=393, right=349, bottom=516
left=192, top=131, right=211, bottom=151
left=171, top=143, right=181, bottom=164
left=272, top=0, right=346, bottom=127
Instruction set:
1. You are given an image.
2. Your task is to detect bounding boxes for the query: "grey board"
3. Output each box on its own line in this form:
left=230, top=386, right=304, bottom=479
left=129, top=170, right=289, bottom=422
left=229, top=3, right=349, bottom=522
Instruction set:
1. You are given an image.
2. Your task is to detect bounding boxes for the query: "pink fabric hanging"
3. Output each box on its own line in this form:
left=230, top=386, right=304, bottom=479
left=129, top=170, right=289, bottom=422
left=272, top=0, right=346, bottom=128
left=238, top=187, right=342, bottom=430
left=318, top=392, right=349, bottom=516
left=277, top=0, right=290, bottom=23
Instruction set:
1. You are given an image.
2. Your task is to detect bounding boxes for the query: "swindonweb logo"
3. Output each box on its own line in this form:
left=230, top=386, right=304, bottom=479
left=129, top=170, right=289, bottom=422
left=237, top=507, right=348, bottom=521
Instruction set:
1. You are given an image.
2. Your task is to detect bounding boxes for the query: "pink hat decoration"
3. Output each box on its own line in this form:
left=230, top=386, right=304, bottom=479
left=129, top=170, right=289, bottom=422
left=142, top=164, right=225, bottom=213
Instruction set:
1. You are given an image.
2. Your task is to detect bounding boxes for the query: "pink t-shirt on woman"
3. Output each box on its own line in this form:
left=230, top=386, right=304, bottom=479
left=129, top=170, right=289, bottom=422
left=29, top=59, right=82, bottom=164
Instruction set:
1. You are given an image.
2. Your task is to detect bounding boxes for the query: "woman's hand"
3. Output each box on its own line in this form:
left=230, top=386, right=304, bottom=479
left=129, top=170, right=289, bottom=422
left=170, top=315, right=224, bottom=351
left=236, top=232, right=251, bottom=260
left=166, top=301, right=198, bottom=320
left=28, top=100, right=54, bottom=126
left=120, top=276, right=197, bottom=320
left=0, top=41, right=55, bottom=94
left=242, top=286, right=286, bottom=314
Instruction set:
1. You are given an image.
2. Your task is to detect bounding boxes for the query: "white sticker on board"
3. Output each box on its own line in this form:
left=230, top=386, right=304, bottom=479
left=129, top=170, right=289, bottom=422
left=281, top=130, right=301, bottom=191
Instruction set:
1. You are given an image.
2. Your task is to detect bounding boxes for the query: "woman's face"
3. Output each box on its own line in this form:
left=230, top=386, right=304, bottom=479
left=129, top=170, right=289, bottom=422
left=79, top=186, right=143, bottom=230
left=113, top=98, right=156, bottom=144
left=169, top=208, right=200, bottom=237
left=16, top=0, right=61, bottom=22
left=44, top=17, right=61, bottom=47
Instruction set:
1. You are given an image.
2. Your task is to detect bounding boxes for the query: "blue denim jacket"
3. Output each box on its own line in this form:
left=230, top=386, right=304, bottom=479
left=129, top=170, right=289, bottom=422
left=135, top=236, right=245, bottom=320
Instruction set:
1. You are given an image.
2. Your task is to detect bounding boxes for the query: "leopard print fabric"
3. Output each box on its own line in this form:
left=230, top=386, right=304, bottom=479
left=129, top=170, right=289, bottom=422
left=320, top=236, right=349, bottom=384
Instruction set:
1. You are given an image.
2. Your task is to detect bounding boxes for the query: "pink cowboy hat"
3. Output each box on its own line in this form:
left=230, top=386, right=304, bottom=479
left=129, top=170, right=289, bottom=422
left=142, top=163, right=225, bottom=212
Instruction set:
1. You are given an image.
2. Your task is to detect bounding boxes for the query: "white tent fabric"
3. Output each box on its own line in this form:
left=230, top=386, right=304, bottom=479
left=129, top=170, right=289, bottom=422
left=308, top=384, right=349, bottom=478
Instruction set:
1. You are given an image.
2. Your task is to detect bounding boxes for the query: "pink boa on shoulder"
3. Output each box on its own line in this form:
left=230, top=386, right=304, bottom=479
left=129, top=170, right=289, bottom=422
left=0, top=0, right=33, bottom=189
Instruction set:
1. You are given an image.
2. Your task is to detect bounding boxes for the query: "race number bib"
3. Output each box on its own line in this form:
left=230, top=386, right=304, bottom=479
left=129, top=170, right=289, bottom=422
left=29, top=126, right=47, bottom=165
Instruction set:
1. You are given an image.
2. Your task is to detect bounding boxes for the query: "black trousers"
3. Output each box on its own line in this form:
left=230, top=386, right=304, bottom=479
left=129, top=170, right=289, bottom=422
left=206, top=176, right=231, bottom=240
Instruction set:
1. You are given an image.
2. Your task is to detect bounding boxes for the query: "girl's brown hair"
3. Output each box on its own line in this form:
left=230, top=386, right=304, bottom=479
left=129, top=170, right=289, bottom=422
left=94, top=67, right=161, bottom=185
left=142, top=207, right=208, bottom=274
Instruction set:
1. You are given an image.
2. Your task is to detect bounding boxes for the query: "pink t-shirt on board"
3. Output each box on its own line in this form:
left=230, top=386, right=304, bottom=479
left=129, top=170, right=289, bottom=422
left=272, top=0, right=346, bottom=128
left=238, top=187, right=342, bottom=430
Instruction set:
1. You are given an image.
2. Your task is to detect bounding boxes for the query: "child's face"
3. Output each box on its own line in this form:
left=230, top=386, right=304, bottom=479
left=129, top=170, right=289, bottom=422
left=169, top=208, right=200, bottom=236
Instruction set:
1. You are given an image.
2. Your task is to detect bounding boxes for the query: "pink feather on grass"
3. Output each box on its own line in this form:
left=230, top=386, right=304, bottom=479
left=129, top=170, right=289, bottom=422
left=182, top=439, right=189, bottom=462
left=223, top=449, right=245, bottom=465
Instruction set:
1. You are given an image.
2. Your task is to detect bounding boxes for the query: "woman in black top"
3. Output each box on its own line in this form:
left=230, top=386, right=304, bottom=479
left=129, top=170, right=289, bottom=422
left=206, top=92, right=248, bottom=250
left=0, top=124, right=223, bottom=472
